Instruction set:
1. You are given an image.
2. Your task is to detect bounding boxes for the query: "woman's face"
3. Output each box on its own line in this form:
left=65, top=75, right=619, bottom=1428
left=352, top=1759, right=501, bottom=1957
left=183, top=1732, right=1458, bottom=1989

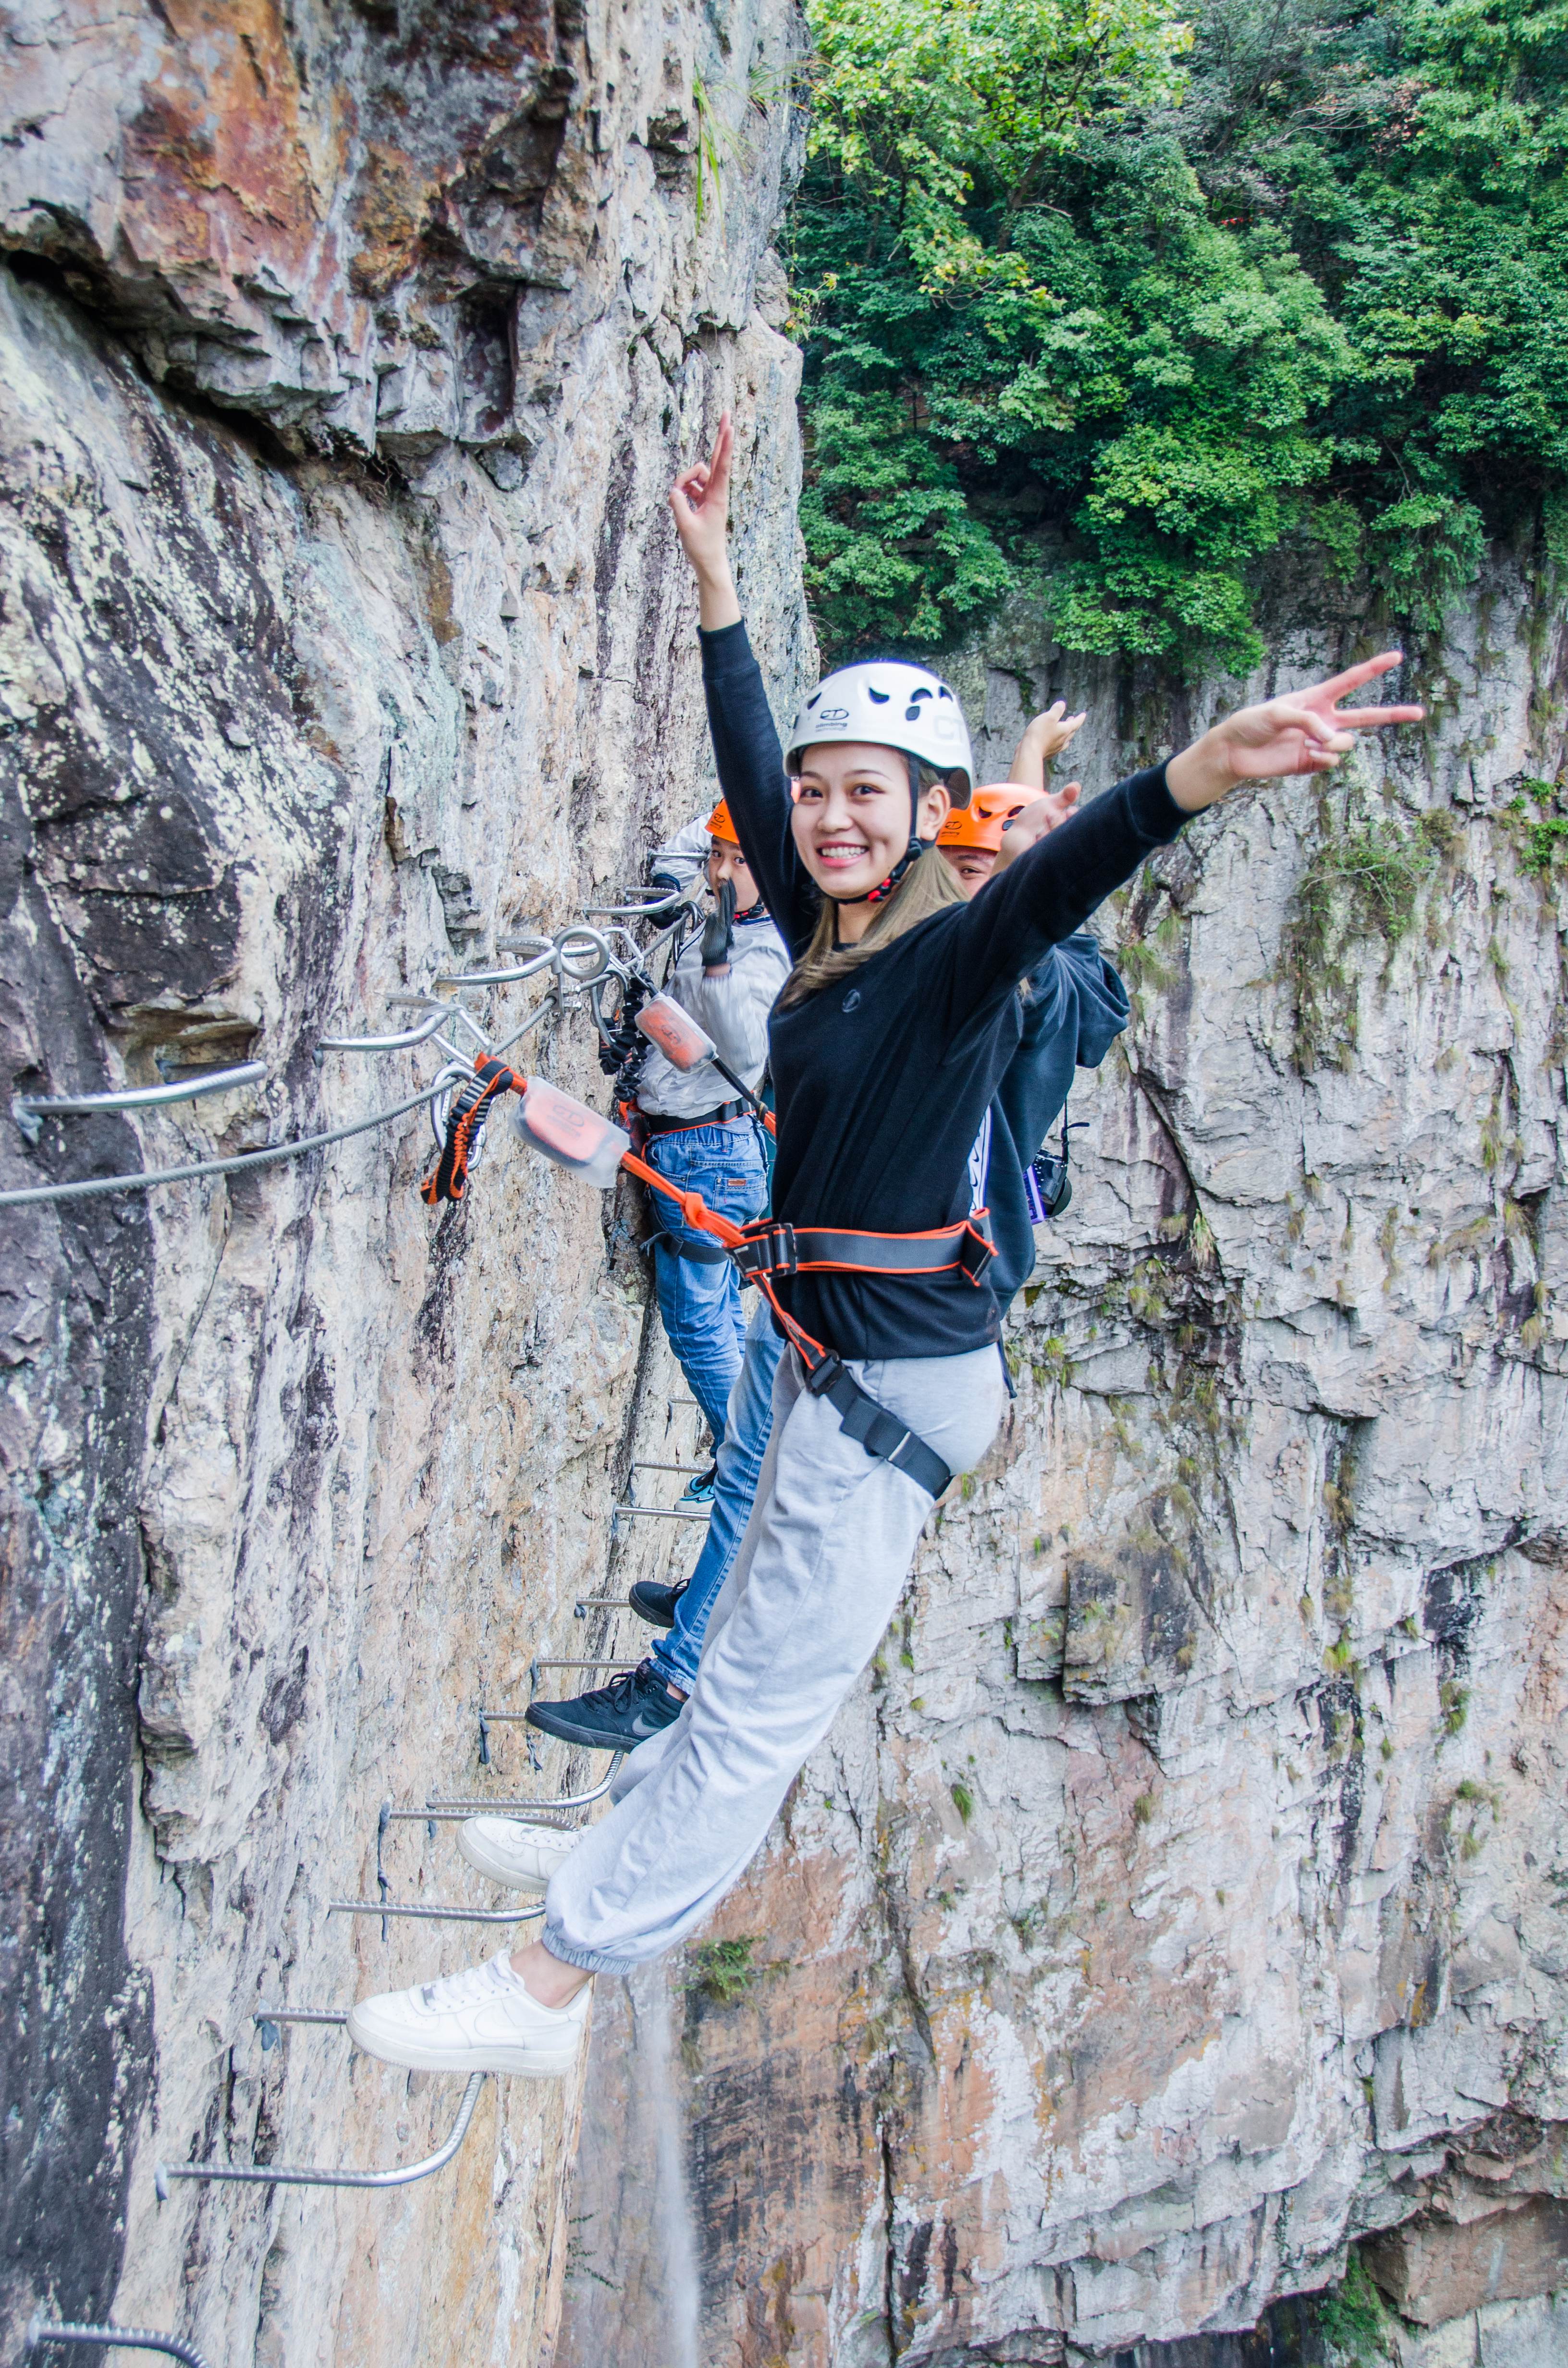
left=790, top=742, right=952, bottom=900
left=707, top=839, right=759, bottom=907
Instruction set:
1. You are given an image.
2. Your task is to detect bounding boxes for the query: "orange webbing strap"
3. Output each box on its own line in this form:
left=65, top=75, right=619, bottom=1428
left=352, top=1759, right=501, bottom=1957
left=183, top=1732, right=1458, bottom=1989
left=420, top=1058, right=523, bottom=1206
left=620, top=1149, right=749, bottom=1252
left=622, top=1147, right=825, bottom=1354
left=623, top=1145, right=956, bottom=1495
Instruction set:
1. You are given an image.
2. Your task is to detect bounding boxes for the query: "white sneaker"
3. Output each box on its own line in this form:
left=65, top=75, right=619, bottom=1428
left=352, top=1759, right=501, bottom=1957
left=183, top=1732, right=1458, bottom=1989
left=347, top=1950, right=591, bottom=2076
left=457, top=1814, right=580, bottom=1893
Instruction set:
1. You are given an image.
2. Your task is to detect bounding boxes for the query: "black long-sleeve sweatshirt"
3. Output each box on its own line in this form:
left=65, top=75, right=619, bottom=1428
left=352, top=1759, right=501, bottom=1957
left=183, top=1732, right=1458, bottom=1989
left=701, top=620, right=1187, bottom=1359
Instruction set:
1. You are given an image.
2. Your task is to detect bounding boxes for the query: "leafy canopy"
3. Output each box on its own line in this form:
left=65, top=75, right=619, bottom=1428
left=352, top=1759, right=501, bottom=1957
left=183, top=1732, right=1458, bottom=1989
left=794, top=0, right=1568, bottom=666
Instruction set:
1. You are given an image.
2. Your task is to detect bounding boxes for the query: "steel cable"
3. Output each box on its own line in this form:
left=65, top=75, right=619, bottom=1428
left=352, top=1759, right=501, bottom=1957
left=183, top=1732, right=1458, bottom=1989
left=0, top=1085, right=438, bottom=1210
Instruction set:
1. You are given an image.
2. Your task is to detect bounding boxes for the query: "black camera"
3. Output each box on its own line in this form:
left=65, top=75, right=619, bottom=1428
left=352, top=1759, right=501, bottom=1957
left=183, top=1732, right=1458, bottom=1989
left=1029, top=1148, right=1073, bottom=1219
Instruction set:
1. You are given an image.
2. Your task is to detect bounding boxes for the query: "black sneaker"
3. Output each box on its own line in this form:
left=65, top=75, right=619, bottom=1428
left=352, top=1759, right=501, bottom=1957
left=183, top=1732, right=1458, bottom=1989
left=526, top=1664, right=684, bottom=1751
left=628, top=1579, right=687, bottom=1629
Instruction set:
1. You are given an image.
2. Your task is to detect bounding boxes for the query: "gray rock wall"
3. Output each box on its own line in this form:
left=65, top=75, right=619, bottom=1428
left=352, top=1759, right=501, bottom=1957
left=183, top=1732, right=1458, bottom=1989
left=0, top=0, right=809, bottom=2359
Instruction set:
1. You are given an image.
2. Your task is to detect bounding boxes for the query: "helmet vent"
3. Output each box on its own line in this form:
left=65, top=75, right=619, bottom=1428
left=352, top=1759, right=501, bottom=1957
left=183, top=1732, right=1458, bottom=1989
left=868, top=687, right=889, bottom=703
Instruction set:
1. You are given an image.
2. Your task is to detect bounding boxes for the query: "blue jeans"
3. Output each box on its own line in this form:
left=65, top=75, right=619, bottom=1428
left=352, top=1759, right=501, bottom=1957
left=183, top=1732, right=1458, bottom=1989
left=645, top=1118, right=770, bottom=1446
left=649, top=1295, right=785, bottom=1693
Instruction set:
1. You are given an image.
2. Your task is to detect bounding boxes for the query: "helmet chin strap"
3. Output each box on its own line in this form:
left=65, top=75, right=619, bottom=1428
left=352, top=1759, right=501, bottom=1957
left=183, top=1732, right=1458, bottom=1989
left=826, top=835, right=928, bottom=908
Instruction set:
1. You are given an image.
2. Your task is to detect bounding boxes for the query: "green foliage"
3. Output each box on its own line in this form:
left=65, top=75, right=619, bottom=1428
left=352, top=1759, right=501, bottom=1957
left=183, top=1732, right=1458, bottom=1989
left=1507, top=777, right=1568, bottom=875
left=1314, top=2248, right=1398, bottom=2363
left=950, top=1779, right=975, bottom=1823
left=686, top=1936, right=785, bottom=2006
left=795, top=0, right=1568, bottom=663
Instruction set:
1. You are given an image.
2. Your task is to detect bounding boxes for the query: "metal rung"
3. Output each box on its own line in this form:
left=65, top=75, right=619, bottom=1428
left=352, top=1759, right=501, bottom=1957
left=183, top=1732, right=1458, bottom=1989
left=255, top=2007, right=346, bottom=2027
left=28, top=2317, right=212, bottom=2368
left=532, top=1658, right=639, bottom=1674
left=329, top=1899, right=545, bottom=1924
left=431, top=953, right=554, bottom=988
left=387, top=995, right=491, bottom=1052
left=386, top=1804, right=577, bottom=1825
left=631, top=1461, right=707, bottom=1475
left=13, top=1062, right=266, bottom=1144
left=383, top=1755, right=625, bottom=1825
left=574, top=1596, right=631, bottom=1614
left=316, top=1008, right=452, bottom=1057
left=613, top=1505, right=708, bottom=1522
left=156, top=2071, right=488, bottom=2195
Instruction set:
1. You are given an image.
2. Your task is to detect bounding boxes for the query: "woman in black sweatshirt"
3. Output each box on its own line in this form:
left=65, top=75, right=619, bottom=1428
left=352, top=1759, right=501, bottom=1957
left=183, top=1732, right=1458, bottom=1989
left=345, top=419, right=1421, bottom=2077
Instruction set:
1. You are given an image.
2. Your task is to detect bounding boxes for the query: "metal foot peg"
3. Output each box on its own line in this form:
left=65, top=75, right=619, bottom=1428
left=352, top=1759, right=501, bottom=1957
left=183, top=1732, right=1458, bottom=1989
left=28, top=2320, right=212, bottom=2368
left=329, top=1899, right=545, bottom=1924
left=255, top=2006, right=346, bottom=2049
left=530, top=1658, right=639, bottom=1678
left=381, top=1751, right=625, bottom=1825
left=156, top=2071, right=488, bottom=2195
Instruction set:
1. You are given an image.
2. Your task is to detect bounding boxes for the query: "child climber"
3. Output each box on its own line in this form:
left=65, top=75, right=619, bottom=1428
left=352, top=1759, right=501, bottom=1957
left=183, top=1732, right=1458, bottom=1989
left=520, top=800, right=788, bottom=1760
left=623, top=799, right=787, bottom=1464
left=347, top=413, right=1422, bottom=2078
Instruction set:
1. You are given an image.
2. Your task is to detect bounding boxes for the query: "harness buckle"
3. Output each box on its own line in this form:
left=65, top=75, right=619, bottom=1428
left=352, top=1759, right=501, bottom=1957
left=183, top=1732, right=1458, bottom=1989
left=803, top=1350, right=846, bottom=1399
left=735, top=1220, right=798, bottom=1280
left=959, top=1211, right=997, bottom=1284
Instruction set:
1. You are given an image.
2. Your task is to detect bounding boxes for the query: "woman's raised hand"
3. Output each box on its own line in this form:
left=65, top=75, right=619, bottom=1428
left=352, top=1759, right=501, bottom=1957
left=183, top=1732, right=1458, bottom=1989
left=1166, top=652, right=1425, bottom=813
left=670, top=413, right=742, bottom=629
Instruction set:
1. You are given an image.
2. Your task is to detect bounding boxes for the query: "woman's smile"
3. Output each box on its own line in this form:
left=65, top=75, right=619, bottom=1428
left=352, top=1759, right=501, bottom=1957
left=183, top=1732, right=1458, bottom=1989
left=815, top=835, right=871, bottom=869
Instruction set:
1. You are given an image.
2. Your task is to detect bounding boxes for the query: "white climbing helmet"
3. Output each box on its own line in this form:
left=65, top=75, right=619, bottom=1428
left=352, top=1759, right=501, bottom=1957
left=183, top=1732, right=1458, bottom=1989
left=785, top=662, right=975, bottom=807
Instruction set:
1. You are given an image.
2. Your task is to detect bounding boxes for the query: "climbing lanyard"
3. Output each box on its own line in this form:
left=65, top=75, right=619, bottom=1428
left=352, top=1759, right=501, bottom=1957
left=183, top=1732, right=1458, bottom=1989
left=421, top=1062, right=993, bottom=1497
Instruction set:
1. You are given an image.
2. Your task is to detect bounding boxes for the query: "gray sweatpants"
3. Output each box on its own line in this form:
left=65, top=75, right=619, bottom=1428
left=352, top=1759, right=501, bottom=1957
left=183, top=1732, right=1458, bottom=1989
left=541, top=1340, right=1005, bottom=1972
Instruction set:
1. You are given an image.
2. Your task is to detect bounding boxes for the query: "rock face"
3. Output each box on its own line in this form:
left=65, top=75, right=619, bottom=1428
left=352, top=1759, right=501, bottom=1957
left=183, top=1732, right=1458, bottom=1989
left=0, top=0, right=808, bottom=2359
left=558, top=572, right=1568, bottom=2366
left=3, top=3, right=1566, bottom=2365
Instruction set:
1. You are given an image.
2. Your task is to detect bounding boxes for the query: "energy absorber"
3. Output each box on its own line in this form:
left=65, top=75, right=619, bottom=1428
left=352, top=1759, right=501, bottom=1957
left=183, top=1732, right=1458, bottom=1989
left=634, top=993, right=716, bottom=1073
left=514, top=1078, right=630, bottom=1189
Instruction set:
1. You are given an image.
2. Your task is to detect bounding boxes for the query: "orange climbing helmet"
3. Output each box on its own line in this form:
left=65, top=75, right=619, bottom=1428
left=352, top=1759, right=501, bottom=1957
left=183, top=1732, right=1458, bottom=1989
left=706, top=798, right=740, bottom=845
left=936, top=782, right=1046, bottom=855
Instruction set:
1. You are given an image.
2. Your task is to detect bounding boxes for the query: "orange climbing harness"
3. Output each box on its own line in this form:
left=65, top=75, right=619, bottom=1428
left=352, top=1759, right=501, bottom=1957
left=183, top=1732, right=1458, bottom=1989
left=421, top=1061, right=992, bottom=1496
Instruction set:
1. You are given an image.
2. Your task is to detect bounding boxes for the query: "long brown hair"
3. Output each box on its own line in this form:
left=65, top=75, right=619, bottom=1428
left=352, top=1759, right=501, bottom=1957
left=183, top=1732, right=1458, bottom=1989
left=778, top=844, right=966, bottom=1007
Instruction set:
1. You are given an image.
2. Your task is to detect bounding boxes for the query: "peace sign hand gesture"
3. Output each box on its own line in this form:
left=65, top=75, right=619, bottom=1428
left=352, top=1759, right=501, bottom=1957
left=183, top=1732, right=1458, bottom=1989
left=1166, top=652, right=1425, bottom=813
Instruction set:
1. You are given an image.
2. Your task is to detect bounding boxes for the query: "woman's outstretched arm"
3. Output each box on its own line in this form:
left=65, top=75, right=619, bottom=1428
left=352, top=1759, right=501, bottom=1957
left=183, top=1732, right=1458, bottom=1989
left=954, top=657, right=1426, bottom=1008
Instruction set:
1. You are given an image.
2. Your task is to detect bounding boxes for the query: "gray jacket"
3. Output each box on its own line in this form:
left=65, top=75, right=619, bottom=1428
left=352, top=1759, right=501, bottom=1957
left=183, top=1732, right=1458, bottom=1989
left=636, top=818, right=791, bottom=1120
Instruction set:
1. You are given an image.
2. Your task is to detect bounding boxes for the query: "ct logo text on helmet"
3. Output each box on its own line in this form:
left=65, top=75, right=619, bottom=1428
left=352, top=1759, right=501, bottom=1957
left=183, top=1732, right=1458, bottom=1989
left=786, top=662, right=975, bottom=806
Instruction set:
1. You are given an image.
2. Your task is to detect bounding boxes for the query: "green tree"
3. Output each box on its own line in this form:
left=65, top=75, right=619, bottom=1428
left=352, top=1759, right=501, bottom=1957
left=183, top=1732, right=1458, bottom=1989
left=794, top=0, right=1568, bottom=666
